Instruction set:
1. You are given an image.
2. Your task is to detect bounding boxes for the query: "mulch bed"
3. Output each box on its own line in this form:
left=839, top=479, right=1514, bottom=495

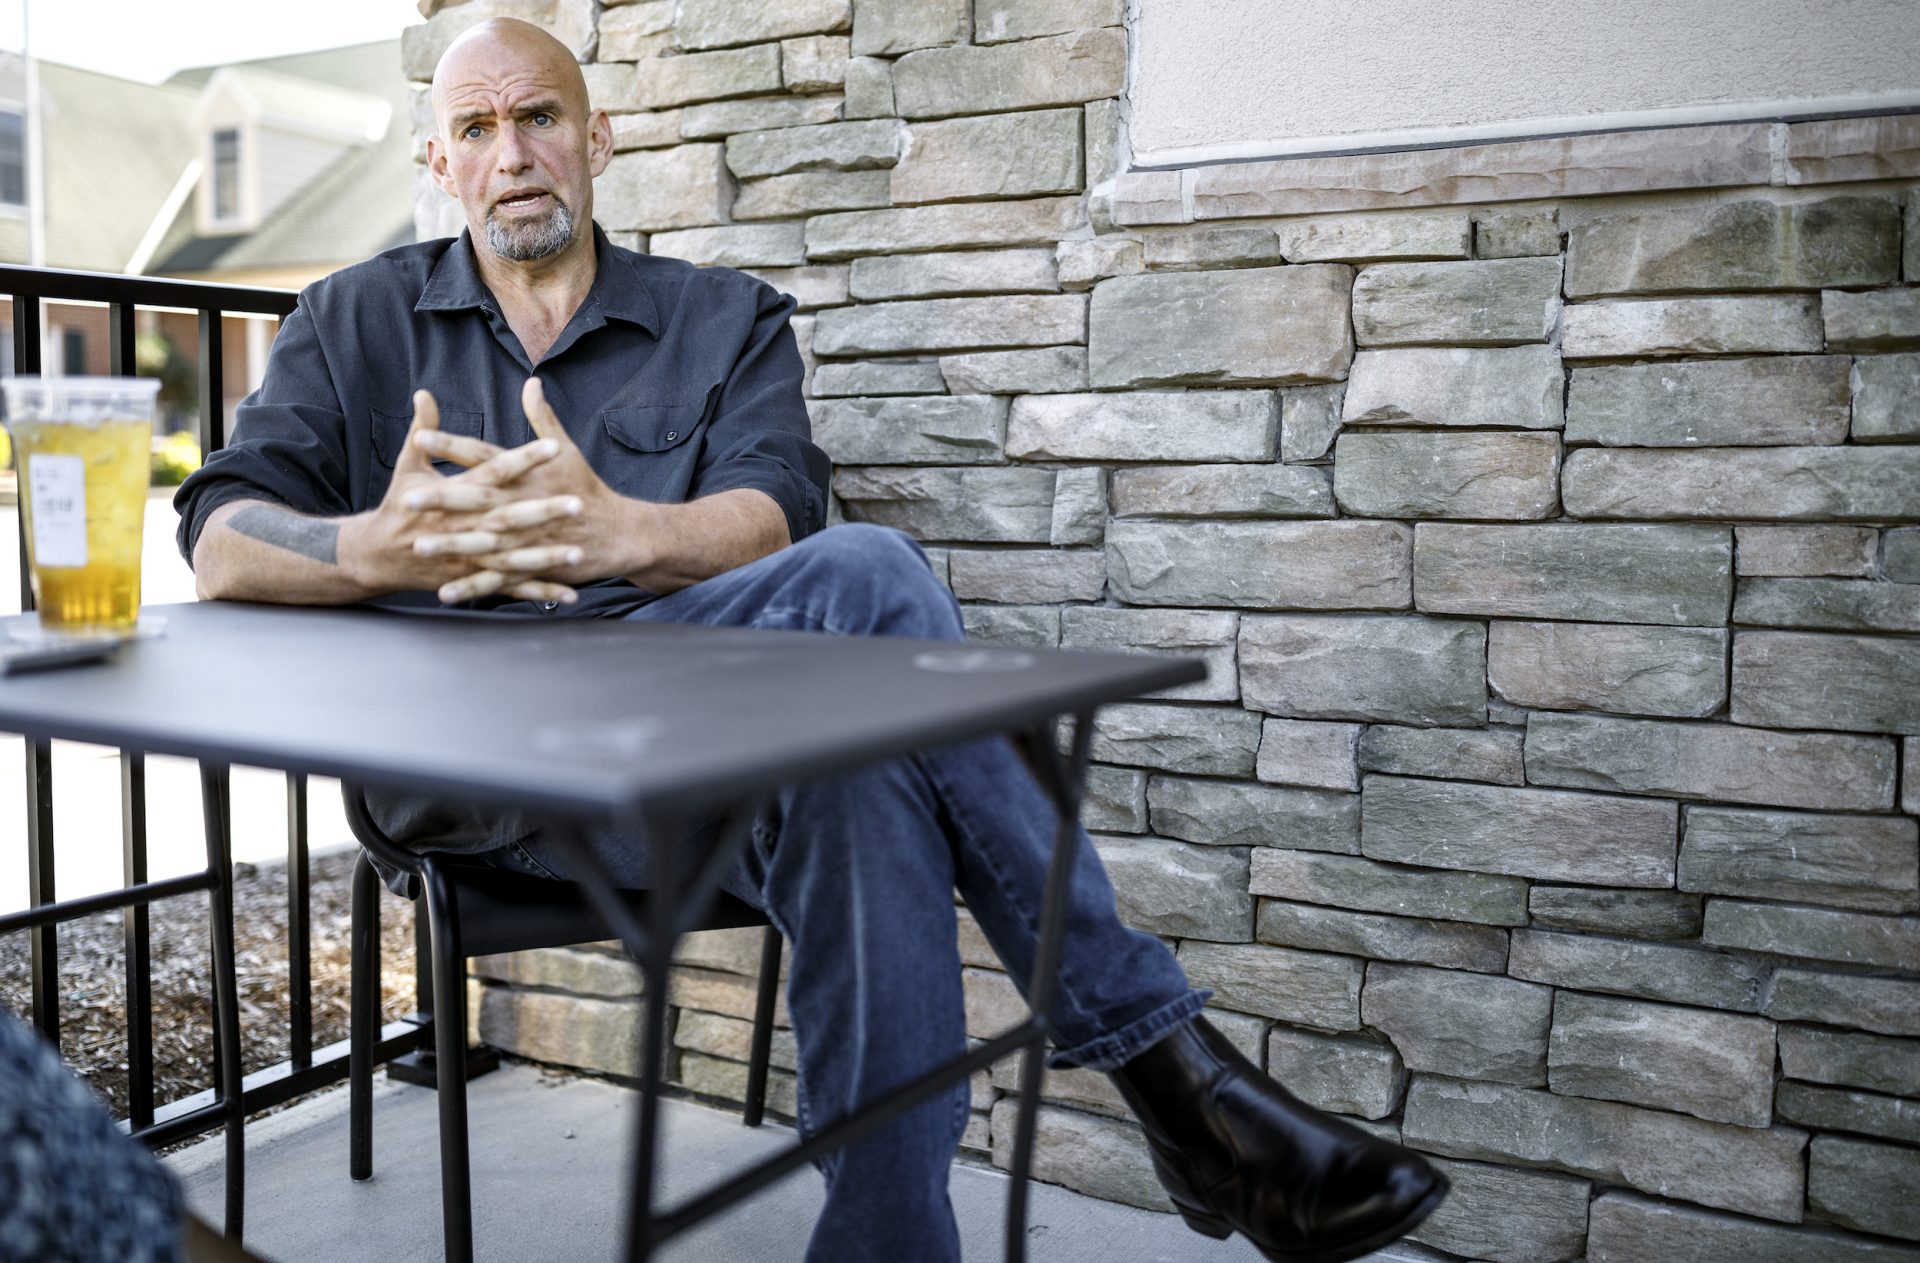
left=0, top=845, right=419, bottom=1121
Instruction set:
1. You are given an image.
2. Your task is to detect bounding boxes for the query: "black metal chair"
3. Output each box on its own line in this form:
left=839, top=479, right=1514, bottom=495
left=341, top=788, right=784, bottom=1263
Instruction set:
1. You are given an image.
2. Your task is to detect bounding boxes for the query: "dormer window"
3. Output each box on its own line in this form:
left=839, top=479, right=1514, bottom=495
left=0, top=112, right=24, bottom=208
left=210, top=128, right=241, bottom=224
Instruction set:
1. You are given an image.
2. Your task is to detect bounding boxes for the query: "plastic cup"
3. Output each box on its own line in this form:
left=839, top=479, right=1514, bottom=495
left=5, top=375, right=162, bottom=635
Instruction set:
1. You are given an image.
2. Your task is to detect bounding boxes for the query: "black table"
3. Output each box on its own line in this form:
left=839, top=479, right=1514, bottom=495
left=0, top=599, right=1202, bottom=1261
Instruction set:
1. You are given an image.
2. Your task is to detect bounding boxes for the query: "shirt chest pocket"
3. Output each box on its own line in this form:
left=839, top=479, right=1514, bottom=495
left=601, top=385, right=716, bottom=456
left=370, top=404, right=486, bottom=473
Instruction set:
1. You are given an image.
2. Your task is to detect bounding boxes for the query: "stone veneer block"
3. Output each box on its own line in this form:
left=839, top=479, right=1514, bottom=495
left=633, top=44, right=787, bottom=110
left=1777, top=1081, right=1920, bottom=1145
left=1056, top=237, right=1144, bottom=290
left=1527, top=888, right=1703, bottom=940
left=833, top=465, right=1055, bottom=541
left=1736, top=525, right=1878, bottom=577
left=402, top=0, right=596, bottom=78
left=725, top=119, right=903, bottom=178
left=1008, top=391, right=1277, bottom=462
left=1414, top=523, right=1733, bottom=626
left=649, top=223, right=805, bottom=267
left=1780, top=114, right=1920, bottom=184
left=1050, top=469, right=1104, bottom=545
left=1411, top=1157, right=1591, bottom=1263
left=734, top=171, right=892, bottom=220
left=850, top=0, right=969, bottom=55
left=610, top=111, right=684, bottom=152
left=1566, top=356, right=1850, bottom=446
left=805, top=197, right=1088, bottom=259
left=1402, top=1076, right=1807, bottom=1221
left=1341, top=346, right=1563, bottom=429
left=744, top=264, right=851, bottom=312
left=1547, top=992, right=1777, bottom=1127
left=678, top=95, right=844, bottom=140
left=1590, top=1191, right=1920, bottom=1263
left=1561, top=296, right=1823, bottom=358
left=1356, top=725, right=1525, bottom=786
left=1565, top=197, right=1901, bottom=297
left=1255, top=718, right=1361, bottom=791
left=842, top=56, right=894, bottom=119
left=1110, top=522, right=1411, bottom=612
left=890, top=109, right=1083, bottom=204
left=1149, top=778, right=1359, bottom=852
left=1280, top=384, right=1346, bottom=462
left=1472, top=209, right=1561, bottom=259
left=1109, top=464, right=1332, bottom=520
left=1266, top=1026, right=1406, bottom=1119
left=1093, top=836, right=1252, bottom=942
left=1185, top=123, right=1774, bottom=221
left=1272, top=211, right=1472, bottom=262
left=890, top=28, right=1126, bottom=117
left=1767, top=970, right=1920, bottom=1037
left=975, top=0, right=1124, bottom=43
left=946, top=548, right=1104, bottom=604
left=1852, top=351, right=1920, bottom=440
left=1351, top=258, right=1562, bottom=346
left=1732, top=630, right=1920, bottom=736
left=1140, top=227, right=1287, bottom=271
left=1249, top=850, right=1528, bottom=926
left=813, top=293, right=1084, bottom=355
left=1810, top=1136, right=1920, bottom=1240
left=1059, top=608, right=1237, bottom=702
left=1362, top=775, right=1676, bottom=886
left=1087, top=702, right=1261, bottom=776
left=1735, top=578, right=1920, bottom=633
left=1824, top=288, right=1920, bottom=352
left=478, top=988, right=643, bottom=1077
left=1563, top=446, right=1920, bottom=521
left=1088, top=266, right=1355, bottom=388
left=596, top=144, right=733, bottom=231
left=1703, top=901, right=1920, bottom=971
left=987, top=1101, right=1163, bottom=1211
left=1510, top=930, right=1767, bottom=1011
left=1526, top=712, right=1897, bottom=811
left=674, top=0, right=850, bottom=49
left=1082, top=765, right=1146, bottom=834
left=1907, top=738, right=1919, bottom=815
left=808, top=359, right=944, bottom=397
left=941, top=347, right=1088, bottom=395
left=1680, top=807, right=1919, bottom=913
left=1110, top=171, right=1185, bottom=227
left=962, top=604, right=1057, bottom=647
left=1488, top=622, right=1727, bottom=718
left=848, top=247, right=1058, bottom=300
left=1363, top=963, right=1552, bottom=1084
left=781, top=34, right=850, bottom=93
left=1259, top=901, right=1509, bottom=973
left=1778, top=1026, right=1920, bottom=1099
left=1177, top=941, right=1365, bottom=1028
left=1238, top=615, right=1483, bottom=725
left=807, top=395, right=1004, bottom=465
left=1332, top=432, right=1561, bottom=520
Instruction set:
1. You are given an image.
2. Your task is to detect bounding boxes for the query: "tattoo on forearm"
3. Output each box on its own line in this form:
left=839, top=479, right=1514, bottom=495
left=226, top=505, right=341, bottom=565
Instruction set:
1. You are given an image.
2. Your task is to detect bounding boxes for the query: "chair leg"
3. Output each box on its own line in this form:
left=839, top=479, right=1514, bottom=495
left=742, top=924, right=782, bottom=1128
left=421, top=858, right=475, bottom=1263
left=349, top=851, right=379, bottom=1181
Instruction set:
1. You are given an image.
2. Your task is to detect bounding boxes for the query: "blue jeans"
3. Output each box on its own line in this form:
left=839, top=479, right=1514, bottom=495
left=503, top=524, right=1204, bottom=1262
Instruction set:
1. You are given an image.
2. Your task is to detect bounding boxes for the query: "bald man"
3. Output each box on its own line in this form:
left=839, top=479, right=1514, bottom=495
left=175, top=19, right=1444, bottom=1263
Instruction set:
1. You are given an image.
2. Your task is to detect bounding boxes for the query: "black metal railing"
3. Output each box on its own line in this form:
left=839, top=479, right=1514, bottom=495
left=0, top=265, right=430, bottom=1163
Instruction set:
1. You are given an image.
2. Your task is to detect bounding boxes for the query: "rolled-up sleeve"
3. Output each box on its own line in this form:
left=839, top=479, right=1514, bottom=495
left=686, top=281, right=830, bottom=545
left=173, top=293, right=354, bottom=563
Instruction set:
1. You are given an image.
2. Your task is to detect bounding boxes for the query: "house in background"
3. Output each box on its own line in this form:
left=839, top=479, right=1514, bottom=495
left=0, top=40, right=415, bottom=436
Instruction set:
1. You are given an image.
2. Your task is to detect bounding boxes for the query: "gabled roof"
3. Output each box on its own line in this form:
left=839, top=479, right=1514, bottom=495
left=194, top=64, right=392, bottom=145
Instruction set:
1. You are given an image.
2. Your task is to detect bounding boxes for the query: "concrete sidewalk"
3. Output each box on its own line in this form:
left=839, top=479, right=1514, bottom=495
left=168, top=1062, right=1430, bottom=1263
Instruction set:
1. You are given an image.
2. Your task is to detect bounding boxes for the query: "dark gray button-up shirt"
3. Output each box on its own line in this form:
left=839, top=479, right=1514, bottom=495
left=175, top=223, right=830, bottom=618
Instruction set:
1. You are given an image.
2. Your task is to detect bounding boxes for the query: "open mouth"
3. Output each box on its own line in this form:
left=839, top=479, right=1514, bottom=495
left=495, top=190, right=551, bottom=212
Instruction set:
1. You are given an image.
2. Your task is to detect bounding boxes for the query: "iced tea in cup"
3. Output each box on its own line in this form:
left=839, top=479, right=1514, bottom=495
left=5, top=375, right=161, bottom=635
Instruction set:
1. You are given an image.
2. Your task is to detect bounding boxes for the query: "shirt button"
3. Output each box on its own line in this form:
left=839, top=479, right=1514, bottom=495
left=665, top=431, right=678, bottom=442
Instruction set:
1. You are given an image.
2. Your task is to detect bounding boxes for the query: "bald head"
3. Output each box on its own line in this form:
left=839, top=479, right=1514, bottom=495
left=425, top=17, right=611, bottom=267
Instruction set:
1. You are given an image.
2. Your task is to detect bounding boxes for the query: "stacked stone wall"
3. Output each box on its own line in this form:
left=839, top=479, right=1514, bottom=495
left=410, top=2, right=1920, bottom=1257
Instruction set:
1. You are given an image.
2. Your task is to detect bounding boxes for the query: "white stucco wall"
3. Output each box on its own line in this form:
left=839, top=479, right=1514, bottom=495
left=1129, top=0, right=1920, bottom=168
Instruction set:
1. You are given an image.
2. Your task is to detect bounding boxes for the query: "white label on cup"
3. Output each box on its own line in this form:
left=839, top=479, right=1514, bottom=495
left=27, top=454, right=87, bottom=568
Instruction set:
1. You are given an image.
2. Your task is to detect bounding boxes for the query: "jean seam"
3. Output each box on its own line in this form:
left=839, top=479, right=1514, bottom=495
left=506, top=838, right=563, bottom=882
left=1046, top=990, right=1211, bottom=1073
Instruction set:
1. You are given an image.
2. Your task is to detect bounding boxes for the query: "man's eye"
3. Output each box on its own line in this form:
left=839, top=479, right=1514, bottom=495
left=463, top=125, right=484, bottom=140
left=531, top=113, right=553, bottom=127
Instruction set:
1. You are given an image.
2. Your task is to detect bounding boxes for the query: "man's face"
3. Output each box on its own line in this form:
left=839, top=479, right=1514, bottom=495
left=428, top=26, right=611, bottom=263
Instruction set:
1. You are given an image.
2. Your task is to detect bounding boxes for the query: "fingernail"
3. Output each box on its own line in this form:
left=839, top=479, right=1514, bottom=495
left=416, top=540, right=437, bottom=557
left=538, top=439, right=559, bottom=457
left=439, top=587, right=460, bottom=603
left=404, top=492, right=428, bottom=510
left=565, top=547, right=584, bottom=565
left=417, top=432, right=442, bottom=449
left=564, top=496, right=583, bottom=515
left=560, top=591, right=578, bottom=603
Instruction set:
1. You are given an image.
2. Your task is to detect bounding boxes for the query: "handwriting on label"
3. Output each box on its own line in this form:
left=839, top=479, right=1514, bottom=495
left=27, top=454, right=88, bottom=568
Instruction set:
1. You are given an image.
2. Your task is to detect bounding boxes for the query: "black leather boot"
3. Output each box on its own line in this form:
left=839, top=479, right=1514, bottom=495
left=1108, top=1017, right=1447, bottom=1263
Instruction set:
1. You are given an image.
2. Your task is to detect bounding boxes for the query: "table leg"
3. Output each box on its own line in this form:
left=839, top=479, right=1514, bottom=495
left=1003, top=710, right=1097, bottom=1263
left=199, top=763, right=247, bottom=1242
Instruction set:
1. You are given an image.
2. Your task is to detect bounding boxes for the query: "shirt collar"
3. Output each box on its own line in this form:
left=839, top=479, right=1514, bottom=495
left=414, top=222, right=661, bottom=337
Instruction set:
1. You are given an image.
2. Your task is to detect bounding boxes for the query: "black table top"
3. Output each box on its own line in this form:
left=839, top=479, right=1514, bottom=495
left=0, top=602, right=1202, bottom=818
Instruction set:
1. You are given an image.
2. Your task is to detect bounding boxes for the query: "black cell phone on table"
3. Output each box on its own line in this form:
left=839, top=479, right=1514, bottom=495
left=0, top=634, right=122, bottom=674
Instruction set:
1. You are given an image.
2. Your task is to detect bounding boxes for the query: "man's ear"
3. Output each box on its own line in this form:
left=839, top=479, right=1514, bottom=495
left=425, top=136, right=457, bottom=198
left=587, top=108, right=613, bottom=178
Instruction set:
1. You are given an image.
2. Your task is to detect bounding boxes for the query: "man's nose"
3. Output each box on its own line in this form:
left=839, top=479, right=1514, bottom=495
left=494, top=125, right=533, bottom=173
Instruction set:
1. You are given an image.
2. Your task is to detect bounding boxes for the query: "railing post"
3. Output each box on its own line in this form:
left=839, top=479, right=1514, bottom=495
left=122, top=752, right=155, bottom=1128
left=287, top=772, right=312, bottom=1067
left=198, top=308, right=225, bottom=453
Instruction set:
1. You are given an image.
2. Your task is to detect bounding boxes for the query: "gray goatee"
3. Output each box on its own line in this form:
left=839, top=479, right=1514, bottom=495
left=484, top=197, right=575, bottom=262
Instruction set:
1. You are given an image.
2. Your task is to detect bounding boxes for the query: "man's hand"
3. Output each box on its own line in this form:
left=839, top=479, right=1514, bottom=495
left=337, top=389, right=582, bottom=604
left=403, top=377, right=655, bottom=604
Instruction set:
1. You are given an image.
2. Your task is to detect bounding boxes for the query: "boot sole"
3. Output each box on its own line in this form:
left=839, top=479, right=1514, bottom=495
left=1246, top=1171, right=1452, bottom=1263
